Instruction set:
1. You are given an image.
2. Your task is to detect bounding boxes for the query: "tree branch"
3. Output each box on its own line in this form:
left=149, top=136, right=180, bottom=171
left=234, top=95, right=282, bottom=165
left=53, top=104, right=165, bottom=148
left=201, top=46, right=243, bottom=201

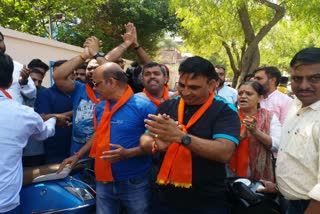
left=222, top=41, right=239, bottom=74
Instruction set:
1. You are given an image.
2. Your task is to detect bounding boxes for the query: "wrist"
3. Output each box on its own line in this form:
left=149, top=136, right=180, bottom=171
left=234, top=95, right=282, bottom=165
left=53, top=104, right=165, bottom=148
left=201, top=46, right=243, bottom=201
left=79, top=54, right=87, bottom=61
left=74, top=151, right=82, bottom=159
left=19, top=78, right=28, bottom=85
left=133, top=45, right=141, bottom=50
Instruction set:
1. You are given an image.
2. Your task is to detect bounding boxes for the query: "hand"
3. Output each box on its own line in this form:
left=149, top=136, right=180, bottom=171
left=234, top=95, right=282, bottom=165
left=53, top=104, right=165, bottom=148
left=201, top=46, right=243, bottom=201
left=83, top=36, right=101, bottom=58
left=19, top=65, right=31, bottom=85
left=122, top=23, right=134, bottom=47
left=154, top=137, right=171, bottom=152
left=57, top=155, right=79, bottom=174
left=54, top=114, right=72, bottom=127
left=256, top=180, right=278, bottom=193
left=243, top=116, right=258, bottom=134
left=100, top=144, right=128, bottom=163
left=144, top=113, right=184, bottom=143
left=125, top=22, right=139, bottom=48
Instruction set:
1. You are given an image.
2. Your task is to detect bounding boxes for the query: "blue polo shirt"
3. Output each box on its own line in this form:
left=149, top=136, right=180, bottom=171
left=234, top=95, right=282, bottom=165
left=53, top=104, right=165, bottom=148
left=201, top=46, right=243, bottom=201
left=35, top=84, right=73, bottom=163
left=95, top=94, right=156, bottom=181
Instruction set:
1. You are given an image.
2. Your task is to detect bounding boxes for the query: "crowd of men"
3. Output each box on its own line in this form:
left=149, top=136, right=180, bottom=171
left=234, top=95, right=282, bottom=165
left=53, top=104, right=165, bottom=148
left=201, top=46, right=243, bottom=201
left=0, top=22, right=319, bottom=214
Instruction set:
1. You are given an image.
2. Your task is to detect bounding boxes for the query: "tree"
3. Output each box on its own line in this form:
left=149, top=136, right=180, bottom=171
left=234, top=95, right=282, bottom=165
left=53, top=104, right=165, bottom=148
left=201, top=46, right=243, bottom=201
left=171, top=0, right=287, bottom=87
left=0, top=0, right=179, bottom=60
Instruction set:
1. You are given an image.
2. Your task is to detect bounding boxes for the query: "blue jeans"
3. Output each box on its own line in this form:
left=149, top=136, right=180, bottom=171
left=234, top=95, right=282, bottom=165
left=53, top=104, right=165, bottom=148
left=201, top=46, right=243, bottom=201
left=286, top=200, right=310, bottom=214
left=154, top=206, right=231, bottom=214
left=96, top=171, right=151, bottom=214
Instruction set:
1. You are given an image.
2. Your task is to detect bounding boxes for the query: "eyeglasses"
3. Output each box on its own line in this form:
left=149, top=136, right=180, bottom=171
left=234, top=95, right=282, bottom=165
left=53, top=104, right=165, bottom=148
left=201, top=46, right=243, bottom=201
left=92, top=80, right=104, bottom=87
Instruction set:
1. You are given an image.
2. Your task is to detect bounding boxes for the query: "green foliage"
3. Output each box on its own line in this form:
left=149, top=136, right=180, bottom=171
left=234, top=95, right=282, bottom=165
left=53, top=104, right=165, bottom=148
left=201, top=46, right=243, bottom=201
left=0, top=0, right=179, bottom=60
left=170, top=0, right=320, bottom=84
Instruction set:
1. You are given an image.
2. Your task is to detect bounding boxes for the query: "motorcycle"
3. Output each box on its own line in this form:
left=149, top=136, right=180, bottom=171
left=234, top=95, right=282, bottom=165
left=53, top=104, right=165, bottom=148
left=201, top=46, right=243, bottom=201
left=20, top=159, right=96, bottom=214
left=226, top=177, right=282, bottom=214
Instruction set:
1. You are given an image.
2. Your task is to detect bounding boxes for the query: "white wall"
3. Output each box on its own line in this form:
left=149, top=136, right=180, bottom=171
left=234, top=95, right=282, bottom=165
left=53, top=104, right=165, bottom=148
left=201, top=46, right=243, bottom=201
left=0, top=27, right=83, bottom=87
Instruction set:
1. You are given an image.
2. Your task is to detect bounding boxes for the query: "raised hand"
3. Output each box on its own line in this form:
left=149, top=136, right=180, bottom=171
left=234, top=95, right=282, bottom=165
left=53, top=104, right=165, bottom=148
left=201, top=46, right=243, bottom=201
left=83, top=36, right=101, bottom=58
left=19, top=65, right=31, bottom=85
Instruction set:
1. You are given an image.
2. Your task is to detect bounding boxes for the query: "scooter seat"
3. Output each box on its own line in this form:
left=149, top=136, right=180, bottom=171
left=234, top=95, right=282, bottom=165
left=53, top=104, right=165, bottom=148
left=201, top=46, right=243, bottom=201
left=23, top=163, right=61, bottom=186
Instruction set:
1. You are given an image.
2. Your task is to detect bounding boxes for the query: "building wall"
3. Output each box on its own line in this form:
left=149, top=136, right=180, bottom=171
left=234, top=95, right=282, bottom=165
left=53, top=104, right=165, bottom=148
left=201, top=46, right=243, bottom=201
left=0, top=27, right=83, bottom=87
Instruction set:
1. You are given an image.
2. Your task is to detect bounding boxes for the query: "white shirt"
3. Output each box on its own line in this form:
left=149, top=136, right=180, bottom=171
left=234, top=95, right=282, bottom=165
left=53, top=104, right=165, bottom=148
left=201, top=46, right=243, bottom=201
left=0, top=91, right=56, bottom=213
left=269, top=114, right=282, bottom=152
left=276, top=99, right=320, bottom=201
left=216, top=85, right=237, bottom=105
left=6, top=61, right=36, bottom=104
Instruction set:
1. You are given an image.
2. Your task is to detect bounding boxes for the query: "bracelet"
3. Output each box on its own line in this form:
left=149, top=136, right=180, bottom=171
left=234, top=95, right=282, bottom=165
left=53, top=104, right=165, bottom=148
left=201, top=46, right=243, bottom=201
left=74, top=152, right=82, bottom=158
left=134, top=45, right=141, bottom=50
left=79, top=54, right=86, bottom=61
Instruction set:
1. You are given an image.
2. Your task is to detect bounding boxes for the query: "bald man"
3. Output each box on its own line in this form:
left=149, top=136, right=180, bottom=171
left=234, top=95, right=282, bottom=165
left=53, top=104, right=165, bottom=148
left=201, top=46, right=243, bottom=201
left=58, top=63, right=156, bottom=214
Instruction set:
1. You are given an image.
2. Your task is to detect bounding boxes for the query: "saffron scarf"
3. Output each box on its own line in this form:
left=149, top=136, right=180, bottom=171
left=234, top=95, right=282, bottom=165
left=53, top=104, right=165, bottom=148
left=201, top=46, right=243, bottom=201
left=229, top=108, right=274, bottom=182
left=157, top=92, right=214, bottom=188
left=0, top=88, right=12, bottom=99
left=143, top=85, right=169, bottom=107
left=86, top=84, right=99, bottom=104
left=89, top=86, right=134, bottom=182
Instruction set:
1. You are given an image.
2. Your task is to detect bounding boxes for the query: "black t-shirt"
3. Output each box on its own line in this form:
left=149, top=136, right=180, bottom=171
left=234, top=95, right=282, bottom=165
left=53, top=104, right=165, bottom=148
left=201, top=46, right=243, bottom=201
left=155, top=96, right=241, bottom=209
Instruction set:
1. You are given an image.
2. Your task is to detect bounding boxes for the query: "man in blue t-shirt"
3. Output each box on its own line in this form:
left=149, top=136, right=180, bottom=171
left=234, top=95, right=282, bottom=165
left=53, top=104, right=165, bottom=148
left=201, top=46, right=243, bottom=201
left=58, top=62, right=156, bottom=213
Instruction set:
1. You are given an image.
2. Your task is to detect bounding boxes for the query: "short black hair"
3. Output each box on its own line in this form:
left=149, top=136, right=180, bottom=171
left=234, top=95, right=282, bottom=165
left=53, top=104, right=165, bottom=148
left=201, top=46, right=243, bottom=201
left=77, top=62, right=88, bottom=70
left=28, top=59, right=49, bottom=73
left=52, top=60, right=67, bottom=69
left=238, top=81, right=264, bottom=96
left=0, top=52, right=14, bottom=88
left=30, top=68, right=44, bottom=77
left=215, top=65, right=226, bottom=72
left=280, top=76, right=289, bottom=84
left=143, top=62, right=167, bottom=76
left=290, top=47, right=320, bottom=68
left=179, top=56, right=219, bottom=81
left=254, top=66, right=282, bottom=86
left=0, top=32, right=4, bottom=40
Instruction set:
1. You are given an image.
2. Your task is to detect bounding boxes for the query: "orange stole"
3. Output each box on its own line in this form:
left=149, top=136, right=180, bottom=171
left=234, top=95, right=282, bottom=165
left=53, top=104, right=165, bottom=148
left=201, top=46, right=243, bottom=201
left=229, top=110, right=255, bottom=177
left=157, top=92, right=214, bottom=188
left=0, top=88, right=12, bottom=99
left=89, top=86, right=134, bottom=182
left=143, top=85, right=169, bottom=107
left=86, top=84, right=99, bottom=104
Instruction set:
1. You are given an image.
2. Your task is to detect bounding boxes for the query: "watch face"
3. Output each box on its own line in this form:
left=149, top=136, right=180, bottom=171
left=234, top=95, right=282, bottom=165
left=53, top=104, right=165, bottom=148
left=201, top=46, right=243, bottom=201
left=94, top=52, right=104, bottom=58
left=182, top=135, right=191, bottom=145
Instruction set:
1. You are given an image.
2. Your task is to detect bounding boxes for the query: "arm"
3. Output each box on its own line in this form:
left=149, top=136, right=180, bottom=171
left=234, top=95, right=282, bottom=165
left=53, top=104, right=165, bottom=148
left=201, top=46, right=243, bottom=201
left=57, top=135, right=94, bottom=173
left=53, top=54, right=84, bottom=94
left=304, top=200, right=320, bottom=214
left=129, top=22, right=150, bottom=64
left=53, top=37, right=99, bottom=94
left=19, top=65, right=37, bottom=99
left=145, top=114, right=236, bottom=163
left=100, top=143, right=147, bottom=163
left=103, top=24, right=134, bottom=62
left=30, top=115, right=56, bottom=141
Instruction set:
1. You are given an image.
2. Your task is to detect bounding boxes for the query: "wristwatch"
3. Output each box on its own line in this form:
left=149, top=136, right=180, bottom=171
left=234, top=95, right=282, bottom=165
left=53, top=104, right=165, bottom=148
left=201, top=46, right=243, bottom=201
left=181, top=134, right=192, bottom=146
left=93, top=52, right=105, bottom=59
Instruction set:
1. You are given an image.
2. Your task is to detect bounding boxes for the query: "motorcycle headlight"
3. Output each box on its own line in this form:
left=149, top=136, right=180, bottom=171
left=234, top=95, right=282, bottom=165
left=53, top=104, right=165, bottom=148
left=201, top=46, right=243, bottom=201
left=64, top=187, right=94, bottom=201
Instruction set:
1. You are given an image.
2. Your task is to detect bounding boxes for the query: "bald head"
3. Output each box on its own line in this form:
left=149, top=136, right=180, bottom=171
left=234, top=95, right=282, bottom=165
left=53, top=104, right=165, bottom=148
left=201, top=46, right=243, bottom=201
left=96, top=62, right=128, bottom=83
